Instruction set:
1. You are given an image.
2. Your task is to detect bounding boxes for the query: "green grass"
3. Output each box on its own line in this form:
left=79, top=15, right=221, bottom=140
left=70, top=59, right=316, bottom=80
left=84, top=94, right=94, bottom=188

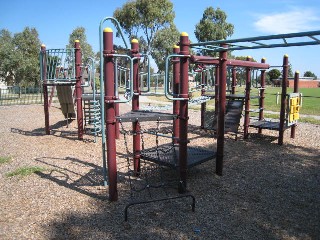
left=6, top=166, right=46, bottom=178
left=0, top=156, right=12, bottom=164
left=247, top=87, right=319, bottom=115
left=147, top=87, right=319, bottom=115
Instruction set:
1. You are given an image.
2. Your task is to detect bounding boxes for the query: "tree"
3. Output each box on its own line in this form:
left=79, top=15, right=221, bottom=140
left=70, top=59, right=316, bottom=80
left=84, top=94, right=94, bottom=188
left=304, top=71, right=317, bottom=79
left=151, top=25, right=180, bottom=72
left=13, top=27, right=41, bottom=86
left=0, top=29, right=16, bottom=85
left=0, top=27, right=41, bottom=87
left=194, top=7, right=234, bottom=56
left=66, top=27, right=94, bottom=61
left=113, top=0, right=175, bottom=56
left=267, top=69, right=281, bottom=86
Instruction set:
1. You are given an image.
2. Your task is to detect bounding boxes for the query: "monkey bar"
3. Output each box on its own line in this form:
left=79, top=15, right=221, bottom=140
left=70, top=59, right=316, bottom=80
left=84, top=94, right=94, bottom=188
left=190, top=30, right=320, bottom=52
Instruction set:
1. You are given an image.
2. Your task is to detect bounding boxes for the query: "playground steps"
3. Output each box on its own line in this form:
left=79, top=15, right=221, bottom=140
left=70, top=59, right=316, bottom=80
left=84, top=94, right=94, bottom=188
left=56, top=86, right=76, bottom=118
left=205, top=99, right=244, bottom=133
left=83, top=94, right=101, bottom=135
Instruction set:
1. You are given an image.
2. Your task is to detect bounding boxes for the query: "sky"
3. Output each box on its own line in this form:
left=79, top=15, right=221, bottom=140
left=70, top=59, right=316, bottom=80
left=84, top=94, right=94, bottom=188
left=1, top=0, right=320, bottom=77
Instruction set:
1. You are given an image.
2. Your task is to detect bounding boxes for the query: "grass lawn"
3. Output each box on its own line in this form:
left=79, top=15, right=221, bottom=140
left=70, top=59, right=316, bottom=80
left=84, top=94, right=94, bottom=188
left=145, top=86, right=319, bottom=124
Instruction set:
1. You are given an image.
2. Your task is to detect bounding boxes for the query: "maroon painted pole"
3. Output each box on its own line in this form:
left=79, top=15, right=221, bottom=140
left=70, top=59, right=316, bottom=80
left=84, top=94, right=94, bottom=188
left=200, top=68, right=206, bottom=128
left=290, top=71, right=300, bottom=138
left=103, top=28, right=118, bottom=201
left=41, top=44, right=50, bottom=135
left=214, top=65, right=220, bottom=116
left=173, top=45, right=180, bottom=144
left=258, top=58, right=266, bottom=134
left=278, top=54, right=289, bottom=145
left=216, top=44, right=228, bottom=176
left=231, top=67, right=236, bottom=95
left=75, top=40, right=83, bottom=140
left=131, top=39, right=141, bottom=174
left=178, top=32, right=190, bottom=193
left=243, top=56, right=252, bottom=139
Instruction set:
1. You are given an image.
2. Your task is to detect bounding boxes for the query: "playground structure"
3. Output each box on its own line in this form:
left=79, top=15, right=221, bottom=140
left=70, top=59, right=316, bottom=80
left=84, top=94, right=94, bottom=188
left=40, top=42, right=101, bottom=141
left=40, top=16, right=320, bottom=203
left=98, top=17, right=320, bottom=202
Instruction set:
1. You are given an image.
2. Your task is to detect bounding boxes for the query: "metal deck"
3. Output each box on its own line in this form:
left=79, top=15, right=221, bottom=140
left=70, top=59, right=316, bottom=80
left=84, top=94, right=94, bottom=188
left=141, top=143, right=216, bottom=169
left=117, top=110, right=177, bottom=122
left=249, top=120, right=289, bottom=130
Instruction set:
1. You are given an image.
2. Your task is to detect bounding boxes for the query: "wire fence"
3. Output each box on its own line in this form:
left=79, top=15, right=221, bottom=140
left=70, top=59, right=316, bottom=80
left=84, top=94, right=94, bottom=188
left=0, top=86, right=58, bottom=106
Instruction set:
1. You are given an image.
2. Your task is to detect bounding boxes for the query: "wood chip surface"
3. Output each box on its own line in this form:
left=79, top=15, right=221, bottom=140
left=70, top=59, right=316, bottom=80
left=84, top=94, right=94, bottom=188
left=0, top=104, right=319, bottom=239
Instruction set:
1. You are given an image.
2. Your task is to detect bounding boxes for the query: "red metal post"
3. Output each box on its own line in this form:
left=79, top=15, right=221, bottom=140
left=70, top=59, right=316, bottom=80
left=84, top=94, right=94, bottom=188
left=103, top=28, right=118, bottom=201
left=75, top=40, right=83, bottom=140
left=200, top=67, right=206, bottom=128
left=41, top=44, right=50, bottom=135
left=258, top=58, right=266, bottom=134
left=214, top=65, right=220, bottom=116
left=173, top=45, right=180, bottom=144
left=131, top=39, right=141, bottom=174
left=290, top=71, right=300, bottom=138
left=231, top=67, right=236, bottom=95
left=216, top=44, right=228, bottom=176
left=243, top=56, right=252, bottom=139
left=278, top=54, right=289, bottom=145
left=178, top=32, right=190, bottom=193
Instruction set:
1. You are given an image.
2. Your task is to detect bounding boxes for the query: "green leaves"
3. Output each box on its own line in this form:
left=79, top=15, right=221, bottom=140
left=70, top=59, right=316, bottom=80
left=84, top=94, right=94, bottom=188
left=113, top=0, right=175, bottom=55
left=66, top=27, right=94, bottom=62
left=0, top=27, right=41, bottom=87
left=195, top=7, right=234, bottom=57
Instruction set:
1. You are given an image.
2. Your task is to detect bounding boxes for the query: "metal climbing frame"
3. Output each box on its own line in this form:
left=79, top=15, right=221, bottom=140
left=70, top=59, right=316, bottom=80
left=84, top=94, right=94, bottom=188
left=40, top=42, right=83, bottom=139
left=188, top=30, right=320, bottom=174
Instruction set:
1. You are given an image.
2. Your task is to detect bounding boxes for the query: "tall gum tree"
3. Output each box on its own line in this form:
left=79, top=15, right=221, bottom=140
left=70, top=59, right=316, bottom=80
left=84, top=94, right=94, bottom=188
left=195, top=7, right=234, bottom=56
left=113, top=0, right=175, bottom=59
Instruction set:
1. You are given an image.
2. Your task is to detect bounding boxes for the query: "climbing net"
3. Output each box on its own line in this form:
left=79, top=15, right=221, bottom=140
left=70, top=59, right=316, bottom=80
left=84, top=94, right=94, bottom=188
left=119, top=119, right=180, bottom=201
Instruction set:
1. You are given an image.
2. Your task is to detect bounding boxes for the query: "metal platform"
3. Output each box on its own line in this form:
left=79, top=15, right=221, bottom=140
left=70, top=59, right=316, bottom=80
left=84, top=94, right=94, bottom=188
left=117, top=110, right=177, bottom=122
left=249, top=120, right=289, bottom=130
left=141, top=143, right=216, bottom=169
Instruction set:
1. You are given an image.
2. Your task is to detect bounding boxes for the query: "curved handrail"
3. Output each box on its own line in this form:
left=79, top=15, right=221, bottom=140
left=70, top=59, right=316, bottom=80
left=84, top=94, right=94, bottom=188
left=164, top=54, right=190, bottom=101
left=99, top=17, right=130, bottom=187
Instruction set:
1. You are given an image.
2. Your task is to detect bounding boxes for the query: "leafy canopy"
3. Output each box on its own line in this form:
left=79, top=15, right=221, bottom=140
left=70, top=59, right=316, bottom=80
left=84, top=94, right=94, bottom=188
left=66, top=27, right=94, bottom=61
left=113, top=0, right=175, bottom=53
left=0, top=27, right=41, bottom=86
left=195, top=7, right=234, bottom=56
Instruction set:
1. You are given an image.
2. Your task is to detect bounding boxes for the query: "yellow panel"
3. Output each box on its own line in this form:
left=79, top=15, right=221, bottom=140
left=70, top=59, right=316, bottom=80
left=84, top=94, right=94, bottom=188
left=294, top=113, right=299, bottom=120
left=290, top=106, right=294, bottom=113
left=289, top=114, right=294, bottom=122
left=295, top=106, right=300, bottom=113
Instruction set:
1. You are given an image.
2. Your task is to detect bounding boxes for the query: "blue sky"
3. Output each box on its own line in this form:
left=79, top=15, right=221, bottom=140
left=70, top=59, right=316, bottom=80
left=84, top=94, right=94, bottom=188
left=1, top=0, right=320, bottom=77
